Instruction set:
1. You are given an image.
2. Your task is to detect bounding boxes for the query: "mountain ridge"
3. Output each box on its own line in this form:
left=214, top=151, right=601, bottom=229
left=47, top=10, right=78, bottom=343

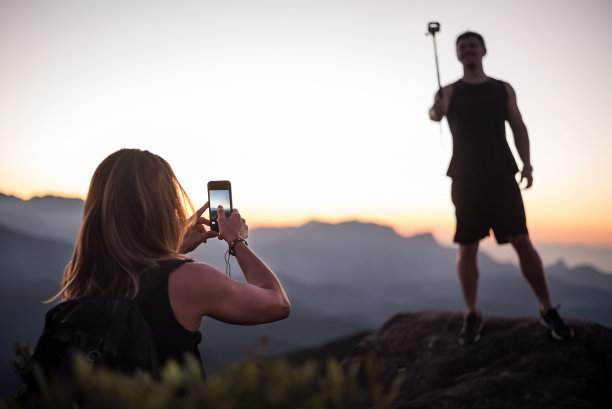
left=2, top=192, right=611, bottom=274
left=2, top=195, right=612, bottom=400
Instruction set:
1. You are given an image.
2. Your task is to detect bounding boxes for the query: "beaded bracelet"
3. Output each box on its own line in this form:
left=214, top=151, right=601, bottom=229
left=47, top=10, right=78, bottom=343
left=225, top=238, right=248, bottom=277
left=228, top=237, right=248, bottom=256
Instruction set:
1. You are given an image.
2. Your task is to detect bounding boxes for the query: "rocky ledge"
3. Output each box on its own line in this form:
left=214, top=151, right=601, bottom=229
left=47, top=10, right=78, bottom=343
left=342, top=310, right=612, bottom=409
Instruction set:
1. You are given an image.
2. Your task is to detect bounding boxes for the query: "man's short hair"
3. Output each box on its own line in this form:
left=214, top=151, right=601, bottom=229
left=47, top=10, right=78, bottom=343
left=456, top=31, right=486, bottom=50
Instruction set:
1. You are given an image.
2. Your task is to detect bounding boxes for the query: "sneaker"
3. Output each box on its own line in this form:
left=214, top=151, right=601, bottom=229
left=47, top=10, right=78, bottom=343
left=540, top=307, right=574, bottom=341
left=459, top=311, right=483, bottom=346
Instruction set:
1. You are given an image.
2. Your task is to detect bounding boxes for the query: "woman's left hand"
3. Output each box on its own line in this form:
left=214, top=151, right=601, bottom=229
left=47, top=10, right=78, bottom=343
left=179, top=202, right=219, bottom=254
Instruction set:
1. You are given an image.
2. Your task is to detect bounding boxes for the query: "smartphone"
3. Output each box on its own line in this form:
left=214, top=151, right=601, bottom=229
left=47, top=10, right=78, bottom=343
left=207, top=180, right=233, bottom=232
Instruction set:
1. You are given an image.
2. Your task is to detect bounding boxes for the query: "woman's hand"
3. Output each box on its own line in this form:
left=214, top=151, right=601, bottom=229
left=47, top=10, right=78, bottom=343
left=217, top=206, right=248, bottom=244
left=179, top=202, right=219, bottom=254
left=171, top=206, right=290, bottom=328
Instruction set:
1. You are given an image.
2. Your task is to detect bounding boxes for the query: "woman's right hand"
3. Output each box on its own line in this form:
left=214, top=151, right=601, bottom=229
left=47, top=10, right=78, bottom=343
left=179, top=202, right=219, bottom=254
left=216, top=206, right=248, bottom=244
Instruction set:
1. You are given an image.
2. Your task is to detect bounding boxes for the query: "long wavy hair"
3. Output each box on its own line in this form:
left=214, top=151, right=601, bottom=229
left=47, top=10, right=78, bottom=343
left=53, top=149, right=194, bottom=301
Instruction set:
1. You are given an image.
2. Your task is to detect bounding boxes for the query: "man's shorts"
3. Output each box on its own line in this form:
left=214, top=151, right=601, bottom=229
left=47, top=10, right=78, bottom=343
left=451, top=175, right=528, bottom=244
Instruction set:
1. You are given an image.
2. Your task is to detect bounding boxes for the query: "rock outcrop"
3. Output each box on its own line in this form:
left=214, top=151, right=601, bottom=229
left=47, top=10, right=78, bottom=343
left=342, top=310, right=612, bottom=409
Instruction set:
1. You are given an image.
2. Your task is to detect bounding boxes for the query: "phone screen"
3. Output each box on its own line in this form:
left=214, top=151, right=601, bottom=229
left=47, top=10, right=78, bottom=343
left=208, top=181, right=232, bottom=232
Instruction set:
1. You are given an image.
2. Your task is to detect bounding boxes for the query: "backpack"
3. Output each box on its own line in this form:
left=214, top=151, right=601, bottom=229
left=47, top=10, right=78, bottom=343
left=31, top=297, right=160, bottom=379
left=30, top=259, right=189, bottom=381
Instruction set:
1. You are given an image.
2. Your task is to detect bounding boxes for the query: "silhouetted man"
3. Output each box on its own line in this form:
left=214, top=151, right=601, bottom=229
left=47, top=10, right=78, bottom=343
left=429, top=31, right=573, bottom=345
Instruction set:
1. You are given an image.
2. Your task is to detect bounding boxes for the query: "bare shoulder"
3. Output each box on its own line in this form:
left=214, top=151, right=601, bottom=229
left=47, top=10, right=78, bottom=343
left=169, top=261, right=226, bottom=292
left=174, top=260, right=218, bottom=274
left=502, top=81, right=525, bottom=124
left=441, top=84, right=454, bottom=107
left=167, top=262, right=231, bottom=330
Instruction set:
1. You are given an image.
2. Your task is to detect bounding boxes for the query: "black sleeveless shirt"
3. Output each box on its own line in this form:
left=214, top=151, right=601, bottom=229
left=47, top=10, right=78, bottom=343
left=446, top=78, right=519, bottom=179
left=138, top=259, right=204, bottom=373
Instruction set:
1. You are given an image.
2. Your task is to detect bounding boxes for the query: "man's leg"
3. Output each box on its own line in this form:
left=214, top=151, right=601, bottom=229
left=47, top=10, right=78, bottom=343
left=508, top=233, right=552, bottom=312
left=509, top=233, right=574, bottom=340
left=457, top=241, right=480, bottom=313
left=452, top=177, right=486, bottom=345
left=457, top=241, right=483, bottom=345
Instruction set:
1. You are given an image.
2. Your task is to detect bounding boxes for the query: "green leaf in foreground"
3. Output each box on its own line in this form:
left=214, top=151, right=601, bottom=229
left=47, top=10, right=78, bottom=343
left=6, top=343, right=403, bottom=409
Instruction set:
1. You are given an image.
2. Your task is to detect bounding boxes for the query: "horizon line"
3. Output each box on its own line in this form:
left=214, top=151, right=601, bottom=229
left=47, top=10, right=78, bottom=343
left=2, top=190, right=612, bottom=247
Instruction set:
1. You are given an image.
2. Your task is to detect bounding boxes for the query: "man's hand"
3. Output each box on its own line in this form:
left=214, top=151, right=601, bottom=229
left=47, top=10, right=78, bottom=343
left=429, top=85, right=452, bottom=122
left=520, top=165, right=533, bottom=189
left=180, top=202, right=219, bottom=254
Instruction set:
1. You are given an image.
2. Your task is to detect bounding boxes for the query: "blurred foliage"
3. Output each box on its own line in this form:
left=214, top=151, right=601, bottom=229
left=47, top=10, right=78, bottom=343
left=4, top=343, right=403, bottom=409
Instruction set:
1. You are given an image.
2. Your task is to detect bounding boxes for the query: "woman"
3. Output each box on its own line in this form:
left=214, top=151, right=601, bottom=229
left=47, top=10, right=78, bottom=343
left=52, top=148, right=291, bottom=373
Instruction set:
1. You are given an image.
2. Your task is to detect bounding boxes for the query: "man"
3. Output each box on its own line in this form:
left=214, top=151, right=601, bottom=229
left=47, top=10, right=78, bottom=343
left=429, top=31, right=573, bottom=345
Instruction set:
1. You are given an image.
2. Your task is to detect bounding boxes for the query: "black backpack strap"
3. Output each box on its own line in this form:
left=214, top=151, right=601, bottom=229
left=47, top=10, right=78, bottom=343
left=136, top=258, right=192, bottom=304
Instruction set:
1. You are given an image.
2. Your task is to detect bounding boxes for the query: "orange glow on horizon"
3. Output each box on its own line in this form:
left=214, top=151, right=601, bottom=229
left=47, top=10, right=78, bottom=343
left=1, top=189, right=611, bottom=246
left=529, top=226, right=612, bottom=246
left=528, top=205, right=612, bottom=245
left=246, top=214, right=612, bottom=246
left=1, top=188, right=85, bottom=202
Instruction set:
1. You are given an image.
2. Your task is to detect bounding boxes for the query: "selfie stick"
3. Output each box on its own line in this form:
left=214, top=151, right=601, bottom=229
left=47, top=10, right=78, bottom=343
left=426, top=21, right=444, bottom=137
left=426, top=22, right=442, bottom=97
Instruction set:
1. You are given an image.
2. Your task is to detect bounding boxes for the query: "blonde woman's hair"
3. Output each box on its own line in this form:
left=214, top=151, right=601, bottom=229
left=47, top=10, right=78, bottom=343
left=53, top=149, right=194, bottom=301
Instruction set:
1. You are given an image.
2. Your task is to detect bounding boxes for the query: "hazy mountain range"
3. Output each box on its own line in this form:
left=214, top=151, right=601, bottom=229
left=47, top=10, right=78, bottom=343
left=1, top=193, right=612, bottom=398
left=1, top=192, right=611, bottom=274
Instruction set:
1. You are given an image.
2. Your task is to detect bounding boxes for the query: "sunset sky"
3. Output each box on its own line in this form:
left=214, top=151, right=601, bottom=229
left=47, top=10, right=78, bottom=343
left=1, top=0, right=611, bottom=245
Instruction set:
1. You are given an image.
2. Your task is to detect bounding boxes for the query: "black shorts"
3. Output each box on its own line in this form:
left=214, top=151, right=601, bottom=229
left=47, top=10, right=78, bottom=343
left=451, top=175, right=528, bottom=244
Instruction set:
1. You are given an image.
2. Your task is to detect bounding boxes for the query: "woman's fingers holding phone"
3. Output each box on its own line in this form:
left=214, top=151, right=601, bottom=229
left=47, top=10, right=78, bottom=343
left=229, top=209, right=248, bottom=239
left=217, top=206, right=247, bottom=242
left=217, top=206, right=228, bottom=240
left=194, top=202, right=212, bottom=226
left=196, top=202, right=209, bottom=217
left=180, top=205, right=219, bottom=253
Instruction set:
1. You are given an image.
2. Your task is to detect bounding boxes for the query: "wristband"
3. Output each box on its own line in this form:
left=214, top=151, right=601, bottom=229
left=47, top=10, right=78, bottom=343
left=228, top=238, right=248, bottom=256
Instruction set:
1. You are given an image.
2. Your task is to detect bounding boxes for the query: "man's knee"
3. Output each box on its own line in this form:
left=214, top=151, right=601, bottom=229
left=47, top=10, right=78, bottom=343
left=458, top=241, right=479, bottom=260
left=509, top=233, right=532, bottom=252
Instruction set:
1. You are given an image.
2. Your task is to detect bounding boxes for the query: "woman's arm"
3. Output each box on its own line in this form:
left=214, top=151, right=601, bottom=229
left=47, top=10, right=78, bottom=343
left=168, top=207, right=290, bottom=331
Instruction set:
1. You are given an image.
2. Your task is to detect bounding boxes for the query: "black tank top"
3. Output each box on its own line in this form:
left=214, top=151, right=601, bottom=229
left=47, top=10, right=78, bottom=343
left=446, top=78, right=518, bottom=179
left=138, top=259, right=204, bottom=373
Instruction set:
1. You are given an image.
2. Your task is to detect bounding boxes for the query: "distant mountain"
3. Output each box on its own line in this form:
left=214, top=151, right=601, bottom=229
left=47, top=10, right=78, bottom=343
left=2, top=192, right=611, bottom=273
left=342, top=310, right=612, bottom=409
left=0, top=225, right=73, bottom=281
left=478, top=239, right=612, bottom=275
left=243, top=221, right=612, bottom=323
left=2, top=195, right=612, bottom=400
left=0, top=225, right=73, bottom=399
left=0, top=193, right=83, bottom=244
